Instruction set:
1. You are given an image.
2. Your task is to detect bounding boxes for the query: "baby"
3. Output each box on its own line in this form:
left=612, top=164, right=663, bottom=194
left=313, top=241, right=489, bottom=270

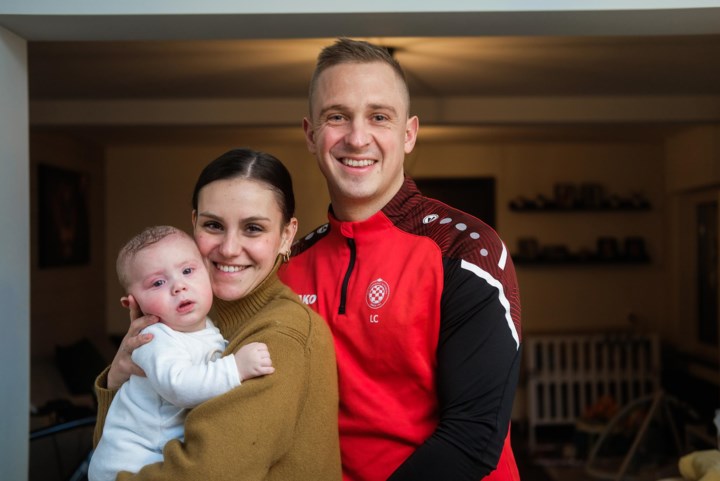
left=89, top=225, right=273, bottom=481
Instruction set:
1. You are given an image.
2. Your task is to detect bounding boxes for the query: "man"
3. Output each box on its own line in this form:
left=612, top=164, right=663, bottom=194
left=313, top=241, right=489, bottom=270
left=279, top=38, right=522, bottom=481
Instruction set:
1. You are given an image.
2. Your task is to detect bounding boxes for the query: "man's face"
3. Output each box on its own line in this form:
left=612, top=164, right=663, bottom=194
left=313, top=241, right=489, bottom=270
left=304, top=61, right=419, bottom=221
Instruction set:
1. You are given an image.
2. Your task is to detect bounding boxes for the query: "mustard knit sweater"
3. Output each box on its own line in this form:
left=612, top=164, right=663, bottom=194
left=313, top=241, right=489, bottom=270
left=94, top=269, right=341, bottom=481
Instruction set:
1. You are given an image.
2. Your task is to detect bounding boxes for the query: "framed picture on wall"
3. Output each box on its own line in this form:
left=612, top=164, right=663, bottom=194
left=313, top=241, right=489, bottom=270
left=37, top=164, right=91, bottom=268
left=414, top=177, right=496, bottom=228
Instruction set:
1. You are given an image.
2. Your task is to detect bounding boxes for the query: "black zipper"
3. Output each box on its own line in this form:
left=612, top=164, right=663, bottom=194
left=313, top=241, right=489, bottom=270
left=339, top=238, right=356, bottom=315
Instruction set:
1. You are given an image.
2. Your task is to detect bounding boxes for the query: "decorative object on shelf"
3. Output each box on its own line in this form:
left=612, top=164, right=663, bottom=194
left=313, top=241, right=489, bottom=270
left=513, top=236, right=651, bottom=265
left=508, top=194, right=556, bottom=210
left=553, top=182, right=578, bottom=209
left=540, top=244, right=571, bottom=262
left=596, top=236, right=620, bottom=260
left=510, top=183, right=652, bottom=265
left=517, top=237, right=540, bottom=260
left=509, top=183, right=651, bottom=211
left=624, top=236, right=649, bottom=261
left=580, top=182, right=605, bottom=209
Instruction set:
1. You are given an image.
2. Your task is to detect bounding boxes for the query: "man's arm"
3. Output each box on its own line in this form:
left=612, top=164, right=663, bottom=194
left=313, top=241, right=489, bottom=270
left=389, top=256, right=521, bottom=480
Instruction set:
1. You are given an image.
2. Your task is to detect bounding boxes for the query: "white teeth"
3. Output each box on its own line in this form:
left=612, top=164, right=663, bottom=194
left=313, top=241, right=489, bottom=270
left=217, top=264, right=241, bottom=273
left=342, top=158, right=374, bottom=167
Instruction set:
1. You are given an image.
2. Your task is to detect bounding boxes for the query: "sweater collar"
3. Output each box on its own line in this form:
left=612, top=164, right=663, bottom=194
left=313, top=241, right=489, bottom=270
left=210, top=256, right=285, bottom=337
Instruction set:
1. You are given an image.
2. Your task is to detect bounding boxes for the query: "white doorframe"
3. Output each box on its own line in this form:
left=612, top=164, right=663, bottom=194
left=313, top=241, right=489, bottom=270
left=0, top=25, right=29, bottom=481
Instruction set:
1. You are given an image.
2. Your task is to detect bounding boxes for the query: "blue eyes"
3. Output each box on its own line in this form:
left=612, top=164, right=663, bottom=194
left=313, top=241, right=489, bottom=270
left=149, top=267, right=193, bottom=288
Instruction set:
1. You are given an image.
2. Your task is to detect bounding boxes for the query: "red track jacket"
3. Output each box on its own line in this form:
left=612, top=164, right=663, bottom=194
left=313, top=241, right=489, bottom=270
left=280, top=177, right=522, bottom=481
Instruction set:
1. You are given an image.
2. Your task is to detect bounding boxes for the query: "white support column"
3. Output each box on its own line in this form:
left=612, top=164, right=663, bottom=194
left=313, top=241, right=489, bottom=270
left=0, top=25, right=30, bottom=481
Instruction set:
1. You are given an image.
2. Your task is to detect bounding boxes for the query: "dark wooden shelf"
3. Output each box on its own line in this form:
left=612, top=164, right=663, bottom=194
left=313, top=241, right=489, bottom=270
left=509, top=204, right=651, bottom=212
left=513, top=256, right=651, bottom=266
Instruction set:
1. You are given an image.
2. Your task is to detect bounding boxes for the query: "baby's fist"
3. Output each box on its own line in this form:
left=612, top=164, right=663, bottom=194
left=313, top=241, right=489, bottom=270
left=234, top=342, right=274, bottom=381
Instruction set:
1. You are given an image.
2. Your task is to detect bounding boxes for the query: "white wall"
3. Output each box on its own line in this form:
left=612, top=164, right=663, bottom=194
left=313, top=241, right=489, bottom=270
left=0, top=26, right=29, bottom=481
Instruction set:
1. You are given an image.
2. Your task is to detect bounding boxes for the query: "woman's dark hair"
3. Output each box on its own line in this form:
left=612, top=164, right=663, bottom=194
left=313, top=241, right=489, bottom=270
left=192, top=148, right=295, bottom=223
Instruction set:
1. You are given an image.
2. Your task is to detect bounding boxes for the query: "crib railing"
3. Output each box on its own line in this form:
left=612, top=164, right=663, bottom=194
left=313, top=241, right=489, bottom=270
left=526, top=332, right=660, bottom=453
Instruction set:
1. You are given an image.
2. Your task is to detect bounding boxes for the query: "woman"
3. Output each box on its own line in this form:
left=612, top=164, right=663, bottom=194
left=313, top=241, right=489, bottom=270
left=94, top=148, right=341, bottom=480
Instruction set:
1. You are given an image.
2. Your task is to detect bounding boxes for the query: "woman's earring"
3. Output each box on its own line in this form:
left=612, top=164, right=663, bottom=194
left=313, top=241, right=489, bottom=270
left=282, top=251, right=291, bottom=263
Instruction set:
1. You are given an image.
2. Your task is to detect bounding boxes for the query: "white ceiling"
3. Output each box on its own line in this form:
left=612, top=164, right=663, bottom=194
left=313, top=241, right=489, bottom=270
left=27, top=35, right=720, bottom=101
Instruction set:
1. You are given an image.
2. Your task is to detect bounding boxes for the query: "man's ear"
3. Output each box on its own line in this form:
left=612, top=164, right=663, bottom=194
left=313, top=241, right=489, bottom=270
left=302, top=117, right=317, bottom=154
left=404, top=115, right=419, bottom=154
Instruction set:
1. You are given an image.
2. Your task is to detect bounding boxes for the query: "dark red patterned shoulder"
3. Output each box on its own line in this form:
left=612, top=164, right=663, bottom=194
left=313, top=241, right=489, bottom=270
left=385, top=177, right=510, bottom=276
left=290, top=223, right=331, bottom=257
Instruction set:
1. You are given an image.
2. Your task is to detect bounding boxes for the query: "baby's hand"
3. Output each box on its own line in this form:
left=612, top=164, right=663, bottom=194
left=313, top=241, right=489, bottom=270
left=234, top=342, right=275, bottom=381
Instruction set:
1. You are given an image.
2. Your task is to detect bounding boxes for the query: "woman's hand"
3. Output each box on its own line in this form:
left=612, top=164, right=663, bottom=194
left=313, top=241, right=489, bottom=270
left=106, top=295, right=158, bottom=390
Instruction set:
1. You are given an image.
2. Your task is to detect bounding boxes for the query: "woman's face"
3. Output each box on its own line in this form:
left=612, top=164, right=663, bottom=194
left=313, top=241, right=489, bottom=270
left=192, top=177, right=297, bottom=301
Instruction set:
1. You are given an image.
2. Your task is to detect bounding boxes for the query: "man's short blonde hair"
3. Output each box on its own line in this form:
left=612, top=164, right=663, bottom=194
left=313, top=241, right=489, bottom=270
left=308, top=37, right=410, bottom=116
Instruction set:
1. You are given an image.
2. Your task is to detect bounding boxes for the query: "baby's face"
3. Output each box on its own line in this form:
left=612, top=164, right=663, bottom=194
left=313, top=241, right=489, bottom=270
left=127, top=234, right=213, bottom=332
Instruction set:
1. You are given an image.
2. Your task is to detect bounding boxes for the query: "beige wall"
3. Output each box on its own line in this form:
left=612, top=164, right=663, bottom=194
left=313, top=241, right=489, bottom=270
left=666, top=125, right=720, bottom=193
left=103, top=131, right=329, bottom=333
left=32, top=122, right=720, bottom=426
left=408, top=137, right=667, bottom=334
left=98, top=128, right=668, bottom=337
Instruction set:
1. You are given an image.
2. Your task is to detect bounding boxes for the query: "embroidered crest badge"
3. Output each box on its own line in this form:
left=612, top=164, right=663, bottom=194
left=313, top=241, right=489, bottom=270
left=366, top=278, right=390, bottom=309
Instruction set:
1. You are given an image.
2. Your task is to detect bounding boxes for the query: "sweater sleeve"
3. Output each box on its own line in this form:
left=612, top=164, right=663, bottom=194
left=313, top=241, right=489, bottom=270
left=389, top=257, right=521, bottom=480
left=116, top=320, right=311, bottom=481
left=92, top=365, right=116, bottom=447
left=132, top=325, right=241, bottom=409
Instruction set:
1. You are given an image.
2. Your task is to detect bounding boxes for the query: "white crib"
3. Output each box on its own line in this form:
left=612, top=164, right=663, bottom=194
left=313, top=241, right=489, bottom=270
left=525, top=332, right=661, bottom=453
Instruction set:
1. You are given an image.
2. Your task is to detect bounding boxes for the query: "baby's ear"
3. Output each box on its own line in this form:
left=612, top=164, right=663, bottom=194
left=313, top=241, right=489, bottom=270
left=120, top=296, right=131, bottom=308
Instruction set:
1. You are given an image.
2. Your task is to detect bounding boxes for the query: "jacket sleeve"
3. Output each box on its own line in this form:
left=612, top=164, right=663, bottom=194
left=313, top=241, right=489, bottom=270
left=389, top=257, right=522, bottom=480
left=132, top=325, right=241, bottom=409
left=116, top=321, right=310, bottom=481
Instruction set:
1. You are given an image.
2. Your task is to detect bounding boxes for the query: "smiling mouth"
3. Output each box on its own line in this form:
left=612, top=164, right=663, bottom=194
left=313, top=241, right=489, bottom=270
left=214, top=262, right=246, bottom=273
left=341, top=158, right=375, bottom=167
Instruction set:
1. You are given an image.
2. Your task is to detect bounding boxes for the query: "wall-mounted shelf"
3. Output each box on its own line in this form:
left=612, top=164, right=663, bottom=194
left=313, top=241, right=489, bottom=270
left=510, top=184, right=652, bottom=267
left=513, top=255, right=651, bottom=266
left=509, top=205, right=651, bottom=213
